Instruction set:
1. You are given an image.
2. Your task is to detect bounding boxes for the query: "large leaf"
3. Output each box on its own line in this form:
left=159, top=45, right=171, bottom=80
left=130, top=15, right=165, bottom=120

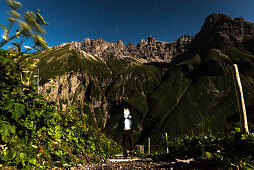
left=4, top=102, right=26, bottom=121
left=1, top=149, right=17, bottom=161
left=7, top=0, right=22, bottom=10
left=0, top=56, right=11, bottom=65
left=2, top=131, right=12, bottom=143
left=0, top=121, right=15, bottom=143
left=2, top=127, right=15, bottom=143
left=17, top=20, right=32, bottom=37
left=19, top=152, right=26, bottom=160
left=28, top=157, right=36, bottom=165
left=27, top=107, right=35, bottom=120
left=8, top=17, right=16, bottom=23
left=0, top=23, right=7, bottom=31
left=33, top=34, right=48, bottom=50
left=10, top=9, right=21, bottom=18
left=12, top=103, right=26, bottom=121
left=25, top=11, right=45, bottom=34
left=36, top=9, right=48, bottom=25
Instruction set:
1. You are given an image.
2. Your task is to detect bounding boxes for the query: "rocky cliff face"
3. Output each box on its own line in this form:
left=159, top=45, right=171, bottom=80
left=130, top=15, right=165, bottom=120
left=191, top=13, right=254, bottom=50
left=37, top=46, right=165, bottom=139
left=36, top=14, right=254, bottom=144
left=56, top=34, right=193, bottom=63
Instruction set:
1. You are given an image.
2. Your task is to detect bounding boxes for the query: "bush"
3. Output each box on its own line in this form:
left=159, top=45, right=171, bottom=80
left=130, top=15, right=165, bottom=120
left=0, top=1, right=120, bottom=168
left=0, top=49, right=121, bottom=169
left=152, top=128, right=254, bottom=169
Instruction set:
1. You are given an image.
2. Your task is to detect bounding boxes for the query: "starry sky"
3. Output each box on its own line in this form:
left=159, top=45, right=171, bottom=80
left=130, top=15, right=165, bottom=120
left=1, top=0, right=254, bottom=49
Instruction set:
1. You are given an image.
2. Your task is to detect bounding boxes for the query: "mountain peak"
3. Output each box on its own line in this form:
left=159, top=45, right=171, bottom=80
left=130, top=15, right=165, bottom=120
left=192, top=13, right=254, bottom=50
left=116, top=40, right=125, bottom=46
left=138, top=39, right=146, bottom=46
left=60, top=34, right=193, bottom=62
left=202, top=13, right=232, bottom=30
left=147, top=35, right=156, bottom=43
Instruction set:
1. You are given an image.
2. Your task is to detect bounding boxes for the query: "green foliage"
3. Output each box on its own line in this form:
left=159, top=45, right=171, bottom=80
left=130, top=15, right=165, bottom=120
left=153, top=129, right=254, bottom=169
left=7, top=0, right=22, bottom=10
left=0, top=0, right=48, bottom=53
left=0, top=2, right=120, bottom=168
left=32, top=47, right=112, bottom=85
left=0, top=49, right=120, bottom=169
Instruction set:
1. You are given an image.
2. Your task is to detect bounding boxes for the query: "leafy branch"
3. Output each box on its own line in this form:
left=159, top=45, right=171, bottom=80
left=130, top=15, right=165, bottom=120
left=0, top=0, right=49, bottom=57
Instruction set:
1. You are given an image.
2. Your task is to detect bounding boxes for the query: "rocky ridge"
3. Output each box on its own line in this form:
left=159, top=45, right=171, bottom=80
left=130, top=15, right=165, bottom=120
left=192, top=13, right=254, bottom=50
left=55, top=34, right=193, bottom=63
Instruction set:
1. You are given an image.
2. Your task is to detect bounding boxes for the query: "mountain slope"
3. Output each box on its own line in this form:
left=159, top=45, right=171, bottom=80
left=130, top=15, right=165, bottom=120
left=144, top=14, right=254, bottom=142
left=34, top=13, right=254, bottom=144
left=34, top=45, right=165, bottom=143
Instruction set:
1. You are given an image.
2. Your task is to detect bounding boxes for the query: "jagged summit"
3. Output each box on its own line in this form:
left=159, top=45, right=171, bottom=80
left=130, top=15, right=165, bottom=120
left=147, top=35, right=157, bottom=43
left=192, top=13, right=254, bottom=50
left=53, top=14, right=254, bottom=63
left=55, top=35, right=193, bottom=63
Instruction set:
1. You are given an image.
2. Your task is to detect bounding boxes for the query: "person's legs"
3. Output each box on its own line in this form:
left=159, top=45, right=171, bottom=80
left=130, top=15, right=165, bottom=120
left=122, top=131, right=128, bottom=158
left=128, top=132, right=134, bottom=158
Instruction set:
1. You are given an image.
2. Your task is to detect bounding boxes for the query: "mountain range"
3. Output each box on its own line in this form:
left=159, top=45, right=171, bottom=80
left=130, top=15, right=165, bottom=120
left=33, top=13, right=254, bottom=144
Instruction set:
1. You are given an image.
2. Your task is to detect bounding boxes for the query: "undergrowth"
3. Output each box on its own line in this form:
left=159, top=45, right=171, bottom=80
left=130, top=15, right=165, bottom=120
left=0, top=1, right=121, bottom=168
left=0, top=49, right=121, bottom=169
left=152, top=128, right=254, bottom=169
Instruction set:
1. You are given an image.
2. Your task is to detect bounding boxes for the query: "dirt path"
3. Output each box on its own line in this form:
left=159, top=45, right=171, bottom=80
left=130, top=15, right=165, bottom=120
left=68, top=158, right=174, bottom=170
left=51, top=157, right=196, bottom=170
left=51, top=153, right=196, bottom=169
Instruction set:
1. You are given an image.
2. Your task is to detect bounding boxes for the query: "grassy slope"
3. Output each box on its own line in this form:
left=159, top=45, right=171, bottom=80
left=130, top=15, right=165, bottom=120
left=33, top=46, right=111, bottom=84
left=34, top=44, right=254, bottom=144
left=147, top=46, right=254, bottom=143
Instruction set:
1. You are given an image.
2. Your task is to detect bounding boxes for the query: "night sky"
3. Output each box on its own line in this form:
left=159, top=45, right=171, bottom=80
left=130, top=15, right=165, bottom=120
left=1, top=0, right=254, bottom=48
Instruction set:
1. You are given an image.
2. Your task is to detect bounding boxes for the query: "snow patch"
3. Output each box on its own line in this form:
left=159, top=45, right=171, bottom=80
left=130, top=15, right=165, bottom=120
left=79, top=51, right=99, bottom=61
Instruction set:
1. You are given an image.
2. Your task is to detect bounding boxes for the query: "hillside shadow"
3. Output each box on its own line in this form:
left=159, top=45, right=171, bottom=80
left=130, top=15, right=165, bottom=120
left=144, top=62, right=170, bottom=69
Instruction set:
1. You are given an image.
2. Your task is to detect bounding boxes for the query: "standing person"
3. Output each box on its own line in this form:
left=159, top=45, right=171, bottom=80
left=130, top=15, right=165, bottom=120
left=122, top=108, right=134, bottom=159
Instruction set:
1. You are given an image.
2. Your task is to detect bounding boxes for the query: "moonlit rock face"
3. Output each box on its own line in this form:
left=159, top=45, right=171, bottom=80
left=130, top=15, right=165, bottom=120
left=124, top=108, right=131, bottom=130
left=65, top=35, right=193, bottom=63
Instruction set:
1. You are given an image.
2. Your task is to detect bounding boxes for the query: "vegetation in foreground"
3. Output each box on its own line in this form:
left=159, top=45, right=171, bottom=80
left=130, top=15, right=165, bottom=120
left=0, top=1, right=120, bottom=169
left=150, top=128, right=254, bottom=169
left=1, top=1, right=254, bottom=170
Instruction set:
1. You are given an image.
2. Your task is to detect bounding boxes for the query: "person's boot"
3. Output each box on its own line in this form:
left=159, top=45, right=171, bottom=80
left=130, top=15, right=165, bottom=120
left=123, top=151, right=127, bottom=159
left=130, top=151, right=134, bottom=159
